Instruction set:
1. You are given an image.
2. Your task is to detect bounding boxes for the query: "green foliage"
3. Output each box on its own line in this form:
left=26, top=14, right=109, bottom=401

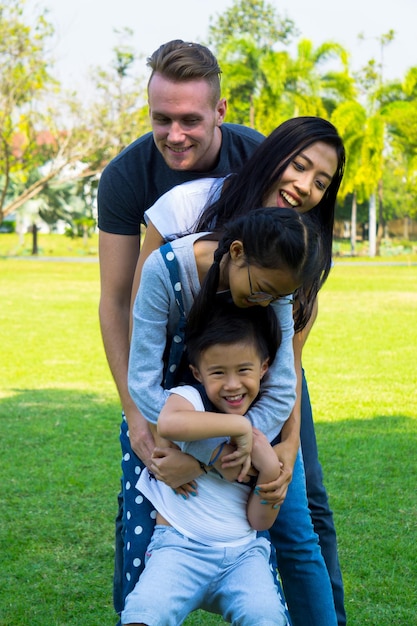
left=0, top=0, right=58, bottom=219
left=0, top=218, right=15, bottom=232
left=0, top=9, right=150, bottom=224
left=1, top=1, right=417, bottom=251
left=207, top=0, right=297, bottom=50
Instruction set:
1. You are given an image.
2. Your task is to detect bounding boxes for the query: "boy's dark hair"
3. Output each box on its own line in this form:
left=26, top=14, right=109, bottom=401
left=147, top=39, right=221, bottom=104
left=185, top=298, right=281, bottom=369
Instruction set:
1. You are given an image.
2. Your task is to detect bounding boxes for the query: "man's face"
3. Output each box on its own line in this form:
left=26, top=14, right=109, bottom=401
left=148, top=73, right=227, bottom=172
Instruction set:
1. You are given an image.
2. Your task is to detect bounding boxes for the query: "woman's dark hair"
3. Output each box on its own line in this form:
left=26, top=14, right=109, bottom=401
left=194, top=116, right=345, bottom=326
left=186, top=299, right=281, bottom=369
left=188, top=207, right=323, bottom=333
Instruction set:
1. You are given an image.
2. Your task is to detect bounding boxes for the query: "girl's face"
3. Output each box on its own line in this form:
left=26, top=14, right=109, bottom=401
left=223, top=242, right=300, bottom=309
left=263, top=141, right=338, bottom=213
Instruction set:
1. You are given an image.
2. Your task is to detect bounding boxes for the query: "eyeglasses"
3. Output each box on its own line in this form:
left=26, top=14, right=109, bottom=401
left=246, top=263, right=294, bottom=305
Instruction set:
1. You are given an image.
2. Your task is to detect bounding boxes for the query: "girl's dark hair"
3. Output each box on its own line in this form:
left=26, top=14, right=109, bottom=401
left=194, top=116, right=345, bottom=324
left=188, top=207, right=323, bottom=333
left=186, top=299, right=281, bottom=369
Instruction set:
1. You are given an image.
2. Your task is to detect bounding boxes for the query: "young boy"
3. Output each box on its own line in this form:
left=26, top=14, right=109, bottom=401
left=122, top=302, right=289, bottom=626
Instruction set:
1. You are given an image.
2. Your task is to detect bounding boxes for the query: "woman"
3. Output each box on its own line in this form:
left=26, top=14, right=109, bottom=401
left=126, top=117, right=346, bottom=626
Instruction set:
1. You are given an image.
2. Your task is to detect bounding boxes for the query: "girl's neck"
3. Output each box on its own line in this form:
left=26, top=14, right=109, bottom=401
left=193, top=239, right=228, bottom=291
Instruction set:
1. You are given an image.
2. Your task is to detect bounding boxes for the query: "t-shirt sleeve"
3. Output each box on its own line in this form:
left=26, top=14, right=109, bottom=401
left=97, top=160, right=143, bottom=235
left=165, top=386, right=227, bottom=464
left=144, top=178, right=224, bottom=239
left=166, top=385, right=205, bottom=410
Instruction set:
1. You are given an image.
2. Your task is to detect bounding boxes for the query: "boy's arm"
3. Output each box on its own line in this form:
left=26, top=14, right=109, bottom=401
left=246, top=428, right=282, bottom=531
left=158, top=393, right=253, bottom=477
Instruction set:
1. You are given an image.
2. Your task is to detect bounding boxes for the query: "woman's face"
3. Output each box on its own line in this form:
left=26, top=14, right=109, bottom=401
left=263, top=141, right=338, bottom=213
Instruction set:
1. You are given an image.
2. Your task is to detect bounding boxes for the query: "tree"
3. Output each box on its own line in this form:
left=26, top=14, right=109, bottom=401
left=88, top=27, right=150, bottom=157
left=206, top=0, right=354, bottom=134
left=0, top=15, right=150, bottom=224
left=331, top=101, right=368, bottom=253
left=284, top=39, right=354, bottom=117
left=206, top=0, right=297, bottom=128
left=353, top=31, right=396, bottom=255
left=208, top=0, right=296, bottom=50
left=382, top=67, right=417, bottom=224
left=0, top=0, right=57, bottom=223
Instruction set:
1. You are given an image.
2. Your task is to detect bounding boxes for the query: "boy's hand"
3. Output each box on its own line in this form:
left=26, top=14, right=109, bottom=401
left=221, top=430, right=252, bottom=482
left=251, top=428, right=284, bottom=506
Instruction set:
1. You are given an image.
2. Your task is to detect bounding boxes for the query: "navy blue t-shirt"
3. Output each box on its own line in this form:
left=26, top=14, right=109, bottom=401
left=97, top=123, right=264, bottom=235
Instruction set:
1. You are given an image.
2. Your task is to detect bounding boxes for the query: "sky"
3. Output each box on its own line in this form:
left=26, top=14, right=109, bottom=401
left=27, top=0, right=416, bottom=93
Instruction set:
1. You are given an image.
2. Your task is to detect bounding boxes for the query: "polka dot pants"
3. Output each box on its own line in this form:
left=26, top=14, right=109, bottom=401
left=120, top=417, right=156, bottom=605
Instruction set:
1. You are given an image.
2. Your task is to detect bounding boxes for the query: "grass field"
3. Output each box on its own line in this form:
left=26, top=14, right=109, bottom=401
left=1, top=231, right=417, bottom=263
left=1, top=255, right=416, bottom=625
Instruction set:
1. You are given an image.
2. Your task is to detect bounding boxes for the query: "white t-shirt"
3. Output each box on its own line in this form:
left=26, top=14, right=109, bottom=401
left=137, top=384, right=256, bottom=547
left=144, top=177, right=225, bottom=238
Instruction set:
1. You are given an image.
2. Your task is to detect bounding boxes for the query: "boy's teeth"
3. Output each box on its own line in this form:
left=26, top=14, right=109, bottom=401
left=226, top=395, right=243, bottom=401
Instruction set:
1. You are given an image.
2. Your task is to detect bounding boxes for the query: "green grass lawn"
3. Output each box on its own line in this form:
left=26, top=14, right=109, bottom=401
left=1, top=232, right=417, bottom=264
left=1, top=258, right=416, bottom=625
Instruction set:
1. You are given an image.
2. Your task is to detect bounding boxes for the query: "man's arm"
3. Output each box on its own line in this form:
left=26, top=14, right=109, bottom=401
left=98, top=230, right=156, bottom=466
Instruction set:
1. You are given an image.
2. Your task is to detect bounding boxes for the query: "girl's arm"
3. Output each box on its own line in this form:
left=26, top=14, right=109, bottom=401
left=128, top=251, right=177, bottom=424
left=239, top=299, right=296, bottom=438
left=128, top=251, right=206, bottom=486
left=253, top=298, right=319, bottom=506
left=221, top=299, right=296, bottom=468
left=129, top=222, right=165, bottom=333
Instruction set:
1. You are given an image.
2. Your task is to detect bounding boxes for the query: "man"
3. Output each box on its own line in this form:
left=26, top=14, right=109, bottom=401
left=97, top=39, right=264, bottom=617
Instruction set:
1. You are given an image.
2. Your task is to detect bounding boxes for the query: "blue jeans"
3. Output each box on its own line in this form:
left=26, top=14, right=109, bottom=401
left=269, top=449, right=337, bottom=626
left=299, top=371, right=346, bottom=625
left=122, top=527, right=288, bottom=626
